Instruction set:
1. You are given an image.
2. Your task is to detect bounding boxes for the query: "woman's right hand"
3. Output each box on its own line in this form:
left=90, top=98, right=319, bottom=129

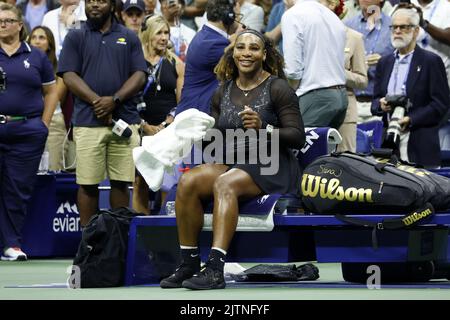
left=238, top=105, right=262, bottom=130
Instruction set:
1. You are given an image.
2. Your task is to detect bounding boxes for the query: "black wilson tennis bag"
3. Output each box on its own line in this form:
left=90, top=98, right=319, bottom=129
left=301, top=152, right=450, bottom=216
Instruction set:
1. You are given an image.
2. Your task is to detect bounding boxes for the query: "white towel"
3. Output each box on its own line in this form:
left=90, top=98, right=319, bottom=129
left=133, top=109, right=215, bottom=191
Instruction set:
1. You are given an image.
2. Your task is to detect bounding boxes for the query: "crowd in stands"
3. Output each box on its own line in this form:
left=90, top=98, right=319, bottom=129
left=0, top=0, right=449, bottom=289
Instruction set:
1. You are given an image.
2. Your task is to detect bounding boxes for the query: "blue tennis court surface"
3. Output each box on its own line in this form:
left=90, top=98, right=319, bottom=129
left=1, top=260, right=449, bottom=301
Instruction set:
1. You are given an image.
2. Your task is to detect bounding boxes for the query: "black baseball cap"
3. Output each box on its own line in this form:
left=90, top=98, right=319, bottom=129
left=123, top=0, right=145, bottom=12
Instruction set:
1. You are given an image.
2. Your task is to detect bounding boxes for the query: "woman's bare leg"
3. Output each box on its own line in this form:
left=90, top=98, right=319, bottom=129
left=211, top=168, right=263, bottom=251
left=175, top=163, right=229, bottom=246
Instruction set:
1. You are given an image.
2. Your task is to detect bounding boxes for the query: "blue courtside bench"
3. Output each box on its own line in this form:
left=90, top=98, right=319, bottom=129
left=124, top=194, right=450, bottom=286
left=122, top=124, right=450, bottom=285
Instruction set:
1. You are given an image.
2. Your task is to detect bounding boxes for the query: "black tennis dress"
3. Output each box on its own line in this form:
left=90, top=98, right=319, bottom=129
left=210, top=75, right=305, bottom=195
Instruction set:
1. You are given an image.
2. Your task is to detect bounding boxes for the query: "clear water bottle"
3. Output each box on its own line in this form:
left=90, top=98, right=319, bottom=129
left=165, top=201, right=176, bottom=215
left=38, top=150, right=49, bottom=175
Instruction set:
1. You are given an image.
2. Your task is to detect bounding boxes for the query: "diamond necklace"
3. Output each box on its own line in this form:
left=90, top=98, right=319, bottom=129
left=236, top=71, right=266, bottom=97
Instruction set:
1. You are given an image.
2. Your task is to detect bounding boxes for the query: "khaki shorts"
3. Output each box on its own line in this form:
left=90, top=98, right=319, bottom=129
left=73, top=125, right=140, bottom=185
left=46, top=112, right=67, bottom=171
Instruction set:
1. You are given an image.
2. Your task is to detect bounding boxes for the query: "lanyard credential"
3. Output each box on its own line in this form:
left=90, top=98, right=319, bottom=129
left=143, top=57, right=163, bottom=95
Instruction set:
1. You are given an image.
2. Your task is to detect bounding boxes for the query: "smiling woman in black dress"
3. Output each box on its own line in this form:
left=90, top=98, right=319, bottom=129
left=160, top=30, right=305, bottom=290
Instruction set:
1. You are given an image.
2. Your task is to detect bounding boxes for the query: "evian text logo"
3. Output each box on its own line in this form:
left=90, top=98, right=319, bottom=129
left=53, top=201, right=81, bottom=233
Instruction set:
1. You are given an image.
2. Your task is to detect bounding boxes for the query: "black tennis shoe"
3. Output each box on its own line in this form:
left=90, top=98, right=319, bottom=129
left=160, top=263, right=200, bottom=288
left=181, top=265, right=226, bottom=290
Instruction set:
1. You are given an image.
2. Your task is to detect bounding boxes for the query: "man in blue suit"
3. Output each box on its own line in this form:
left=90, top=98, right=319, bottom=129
left=175, top=0, right=239, bottom=116
left=371, top=5, right=449, bottom=168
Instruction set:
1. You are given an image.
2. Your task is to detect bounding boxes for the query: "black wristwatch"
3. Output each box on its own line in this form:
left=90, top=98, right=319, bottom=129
left=113, top=95, right=122, bottom=107
left=421, top=19, right=429, bottom=30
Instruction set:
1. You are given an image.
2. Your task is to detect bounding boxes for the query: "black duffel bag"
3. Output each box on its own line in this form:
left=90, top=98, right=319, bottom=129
left=301, top=152, right=450, bottom=217
left=71, top=207, right=141, bottom=288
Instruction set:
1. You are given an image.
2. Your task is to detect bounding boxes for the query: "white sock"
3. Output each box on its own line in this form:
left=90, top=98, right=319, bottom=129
left=211, top=247, right=227, bottom=255
left=180, top=245, right=198, bottom=250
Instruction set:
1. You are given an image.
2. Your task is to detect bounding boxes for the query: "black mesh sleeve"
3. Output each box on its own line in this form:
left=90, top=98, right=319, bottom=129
left=210, top=86, right=222, bottom=128
left=269, top=78, right=306, bottom=149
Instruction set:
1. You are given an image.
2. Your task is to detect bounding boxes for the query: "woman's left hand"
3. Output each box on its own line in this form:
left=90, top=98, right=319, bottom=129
left=238, top=105, right=262, bottom=130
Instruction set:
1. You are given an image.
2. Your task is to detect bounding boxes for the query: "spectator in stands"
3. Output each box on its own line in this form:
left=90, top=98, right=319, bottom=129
left=143, top=0, right=157, bottom=15
left=371, top=5, right=450, bottom=168
left=265, top=0, right=296, bottom=54
left=175, top=0, right=241, bottom=116
left=42, top=0, right=87, bottom=59
left=114, top=0, right=123, bottom=23
left=345, top=0, right=394, bottom=123
left=180, top=0, right=206, bottom=30
left=160, top=30, right=305, bottom=290
left=57, top=0, right=147, bottom=226
left=411, top=0, right=450, bottom=90
left=18, top=0, right=57, bottom=31
left=236, top=0, right=265, bottom=32
left=344, top=0, right=393, bottom=21
left=0, top=4, right=58, bottom=260
left=29, top=25, right=69, bottom=171
left=197, top=0, right=266, bottom=33
left=249, top=0, right=271, bottom=25
left=159, top=0, right=196, bottom=61
left=133, top=15, right=185, bottom=214
left=281, top=0, right=348, bottom=129
left=121, top=0, right=145, bottom=34
left=321, top=0, right=368, bottom=152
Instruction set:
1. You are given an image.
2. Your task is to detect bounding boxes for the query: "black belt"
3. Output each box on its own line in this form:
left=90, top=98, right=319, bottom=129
left=307, top=85, right=346, bottom=94
left=0, top=115, right=28, bottom=124
left=356, top=96, right=373, bottom=103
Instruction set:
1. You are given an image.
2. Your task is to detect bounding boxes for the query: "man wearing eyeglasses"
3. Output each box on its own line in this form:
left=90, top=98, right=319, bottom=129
left=371, top=6, right=449, bottom=168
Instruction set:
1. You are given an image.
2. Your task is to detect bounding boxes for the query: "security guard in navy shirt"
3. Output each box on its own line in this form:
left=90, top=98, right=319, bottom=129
left=58, top=0, right=147, bottom=226
left=0, top=3, right=59, bottom=261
